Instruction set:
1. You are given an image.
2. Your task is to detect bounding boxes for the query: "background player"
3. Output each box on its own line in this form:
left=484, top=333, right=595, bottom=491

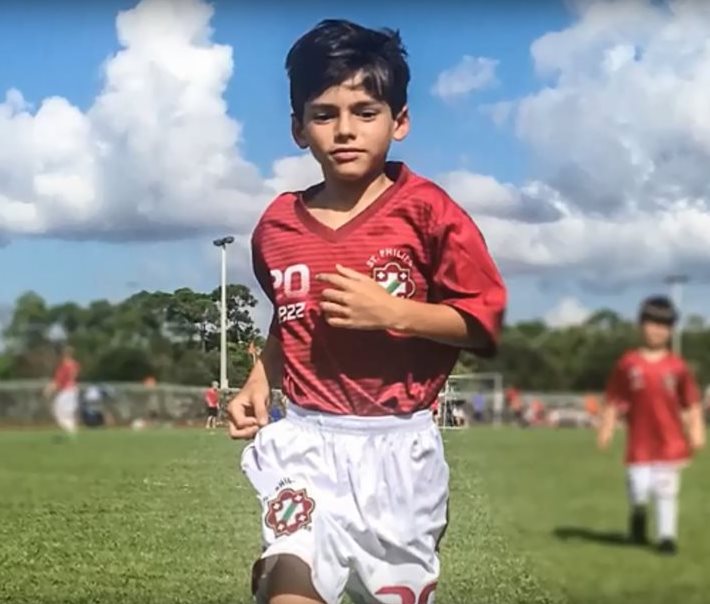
left=204, top=381, right=220, bottom=430
left=598, top=296, right=705, bottom=554
left=43, top=345, right=81, bottom=436
left=227, top=18, right=506, bottom=604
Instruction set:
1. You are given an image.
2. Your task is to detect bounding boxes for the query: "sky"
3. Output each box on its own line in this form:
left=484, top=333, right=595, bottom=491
left=2, top=0, right=710, bottom=333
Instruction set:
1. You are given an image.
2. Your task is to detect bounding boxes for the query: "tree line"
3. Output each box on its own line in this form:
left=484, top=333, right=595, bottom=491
left=466, top=309, right=710, bottom=391
left=0, top=285, right=262, bottom=388
left=2, top=286, right=709, bottom=392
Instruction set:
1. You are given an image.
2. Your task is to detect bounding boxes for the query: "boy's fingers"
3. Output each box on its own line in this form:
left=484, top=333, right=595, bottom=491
left=254, top=399, right=269, bottom=427
left=228, top=423, right=258, bottom=439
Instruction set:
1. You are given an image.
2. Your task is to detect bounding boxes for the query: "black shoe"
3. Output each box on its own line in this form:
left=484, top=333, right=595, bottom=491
left=658, top=539, right=678, bottom=555
left=629, top=507, right=648, bottom=545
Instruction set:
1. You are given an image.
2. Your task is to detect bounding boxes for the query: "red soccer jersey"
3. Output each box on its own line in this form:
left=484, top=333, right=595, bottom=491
left=204, top=388, right=219, bottom=408
left=53, top=359, right=79, bottom=391
left=606, top=349, right=700, bottom=464
left=251, top=162, right=507, bottom=416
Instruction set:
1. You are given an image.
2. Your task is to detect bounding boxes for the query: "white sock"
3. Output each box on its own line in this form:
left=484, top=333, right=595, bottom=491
left=657, top=495, right=678, bottom=541
left=652, top=464, right=681, bottom=541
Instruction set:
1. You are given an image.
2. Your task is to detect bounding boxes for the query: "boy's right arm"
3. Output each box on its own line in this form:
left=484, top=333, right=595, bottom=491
left=227, top=334, right=283, bottom=440
left=597, top=404, right=618, bottom=450
left=598, top=359, right=626, bottom=451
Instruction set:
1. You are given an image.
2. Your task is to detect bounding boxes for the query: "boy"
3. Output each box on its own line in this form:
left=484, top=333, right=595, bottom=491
left=43, top=345, right=81, bottom=435
left=204, top=381, right=220, bottom=430
left=228, top=19, right=506, bottom=604
left=598, top=296, right=705, bottom=555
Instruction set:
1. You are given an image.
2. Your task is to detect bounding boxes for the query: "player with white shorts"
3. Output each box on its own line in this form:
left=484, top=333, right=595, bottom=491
left=598, top=296, right=705, bottom=554
left=44, top=346, right=81, bottom=435
left=228, top=18, right=507, bottom=604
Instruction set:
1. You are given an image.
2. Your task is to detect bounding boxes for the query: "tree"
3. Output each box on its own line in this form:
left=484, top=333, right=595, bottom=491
left=210, top=284, right=260, bottom=346
left=4, top=291, right=51, bottom=351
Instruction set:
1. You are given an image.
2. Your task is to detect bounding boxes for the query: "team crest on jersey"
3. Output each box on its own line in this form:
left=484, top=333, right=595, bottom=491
left=367, top=248, right=416, bottom=299
left=264, top=488, right=315, bottom=537
left=663, top=372, right=677, bottom=394
left=372, top=261, right=416, bottom=298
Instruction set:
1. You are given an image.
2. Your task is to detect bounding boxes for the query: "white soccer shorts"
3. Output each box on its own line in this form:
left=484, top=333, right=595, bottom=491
left=240, top=403, right=450, bottom=604
left=52, top=388, right=79, bottom=433
left=626, top=462, right=683, bottom=506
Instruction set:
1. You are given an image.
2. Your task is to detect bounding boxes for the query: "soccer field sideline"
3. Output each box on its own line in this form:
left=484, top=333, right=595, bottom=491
left=1, top=427, right=708, bottom=604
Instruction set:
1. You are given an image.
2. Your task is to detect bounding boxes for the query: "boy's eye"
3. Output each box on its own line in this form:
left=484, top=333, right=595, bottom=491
left=358, top=109, right=379, bottom=119
left=311, top=111, right=334, bottom=122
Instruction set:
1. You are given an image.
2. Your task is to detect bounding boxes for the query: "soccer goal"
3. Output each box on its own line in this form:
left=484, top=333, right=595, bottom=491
left=437, top=372, right=504, bottom=429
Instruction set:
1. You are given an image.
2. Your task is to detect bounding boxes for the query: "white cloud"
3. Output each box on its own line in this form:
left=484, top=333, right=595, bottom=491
left=431, top=56, right=498, bottom=101
left=462, top=0, right=710, bottom=285
left=0, top=0, right=319, bottom=242
left=544, top=296, right=592, bottom=328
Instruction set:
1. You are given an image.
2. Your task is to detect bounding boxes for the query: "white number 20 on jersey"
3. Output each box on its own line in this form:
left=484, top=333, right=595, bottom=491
left=271, top=263, right=310, bottom=324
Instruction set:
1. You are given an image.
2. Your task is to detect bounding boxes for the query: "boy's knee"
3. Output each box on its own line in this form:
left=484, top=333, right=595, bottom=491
left=262, top=554, right=324, bottom=604
left=653, top=469, right=680, bottom=499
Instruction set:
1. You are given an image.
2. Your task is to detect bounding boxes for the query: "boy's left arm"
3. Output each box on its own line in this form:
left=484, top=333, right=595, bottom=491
left=680, top=364, right=705, bottom=451
left=686, top=404, right=706, bottom=451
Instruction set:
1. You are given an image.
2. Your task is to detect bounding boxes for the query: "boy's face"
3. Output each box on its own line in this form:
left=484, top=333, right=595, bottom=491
left=292, top=73, right=409, bottom=182
left=640, top=320, right=672, bottom=350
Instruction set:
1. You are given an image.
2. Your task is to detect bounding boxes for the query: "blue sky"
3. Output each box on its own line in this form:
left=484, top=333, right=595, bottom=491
left=1, top=0, right=708, bottom=330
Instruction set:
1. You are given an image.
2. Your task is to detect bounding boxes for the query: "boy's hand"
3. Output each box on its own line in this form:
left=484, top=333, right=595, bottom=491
left=689, top=426, right=706, bottom=451
left=597, top=430, right=612, bottom=451
left=227, top=382, right=270, bottom=440
left=43, top=382, right=55, bottom=399
left=317, top=264, right=400, bottom=330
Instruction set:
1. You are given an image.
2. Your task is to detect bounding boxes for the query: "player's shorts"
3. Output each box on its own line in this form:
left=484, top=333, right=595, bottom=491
left=626, top=461, right=686, bottom=505
left=240, top=402, right=449, bottom=604
left=206, top=406, right=218, bottom=417
left=52, top=388, right=79, bottom=433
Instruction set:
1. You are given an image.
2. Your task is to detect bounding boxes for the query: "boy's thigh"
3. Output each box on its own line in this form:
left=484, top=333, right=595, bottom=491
left=242, top=422, right=350, bottom=602
left=627, top=464, right=653, bottom=504
left=345, top=445, right=448, bottom=603
left=651, top=463, right=682, bottom=498
left=346, top=563, right=439, bottom=604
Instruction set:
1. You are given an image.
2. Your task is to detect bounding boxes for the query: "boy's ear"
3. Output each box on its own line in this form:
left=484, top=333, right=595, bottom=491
left=392, top=105, right=410, bottom=142
left=291, top=114, right=309, bottom=149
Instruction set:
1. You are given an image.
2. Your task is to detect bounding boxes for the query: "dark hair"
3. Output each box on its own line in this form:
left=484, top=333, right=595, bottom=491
left=285, top=19, right=410, bottom=121
left=638, top=295, right=678, bottom=326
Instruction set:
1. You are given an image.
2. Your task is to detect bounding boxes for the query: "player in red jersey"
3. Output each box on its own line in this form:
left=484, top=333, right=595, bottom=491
left=227, top=20, right=506, bottom=604
left=44, top=345, right=81, bottom=435
left=598, top=296, right=705, bottom=555
left=204, top=381, right=220, bottom=431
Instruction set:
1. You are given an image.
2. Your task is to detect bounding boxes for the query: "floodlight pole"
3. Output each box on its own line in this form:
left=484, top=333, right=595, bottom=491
left=665, top=274, right=688, bottom=356
left=213, top=236, right=235, bottom=390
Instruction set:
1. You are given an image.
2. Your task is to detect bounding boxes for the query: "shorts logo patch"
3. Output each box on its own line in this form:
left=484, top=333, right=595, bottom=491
left=265, top=488, right=315, bottom=537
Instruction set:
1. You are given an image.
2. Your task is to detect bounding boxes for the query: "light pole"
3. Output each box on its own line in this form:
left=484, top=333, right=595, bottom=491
left=665, top=273, right=688, bottom=356
left=213, top=236, right=235, bottom=390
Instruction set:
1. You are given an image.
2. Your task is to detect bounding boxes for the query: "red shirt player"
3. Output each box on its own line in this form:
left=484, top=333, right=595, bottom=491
left=204, top=381, right=220, bottom=430
left=53, top=352, right=79, bottom=392
left=44, top=346, right=81, bottom=434
left=227, top=20, right=506, bottom=604
left=598, top=296, right=705, bottom=554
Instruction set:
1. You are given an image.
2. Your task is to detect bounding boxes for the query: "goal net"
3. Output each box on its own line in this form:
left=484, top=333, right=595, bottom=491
left=437, top=372, right=504, bottom=429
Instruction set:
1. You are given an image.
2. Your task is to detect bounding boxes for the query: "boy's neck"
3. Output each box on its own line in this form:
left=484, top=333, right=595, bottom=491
left=317, top=167, right=393, bottom=211
left=639, top=346, right=670, bottom=361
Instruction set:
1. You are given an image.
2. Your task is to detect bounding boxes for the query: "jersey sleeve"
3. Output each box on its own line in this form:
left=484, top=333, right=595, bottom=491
left=428, top=200, right=507, bottom=357
left=605, top=360, right=630, bottom=410
left=678, top=361, right=701, bottom=408
left=251, top=228, right=280, bottom=339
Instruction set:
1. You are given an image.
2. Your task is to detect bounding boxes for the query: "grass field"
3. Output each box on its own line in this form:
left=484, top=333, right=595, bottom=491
left=1, top=426, right=708, bottom=604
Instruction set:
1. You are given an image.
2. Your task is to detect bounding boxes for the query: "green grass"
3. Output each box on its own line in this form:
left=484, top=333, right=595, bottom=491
left=1, top=426, right=708, bottom=603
